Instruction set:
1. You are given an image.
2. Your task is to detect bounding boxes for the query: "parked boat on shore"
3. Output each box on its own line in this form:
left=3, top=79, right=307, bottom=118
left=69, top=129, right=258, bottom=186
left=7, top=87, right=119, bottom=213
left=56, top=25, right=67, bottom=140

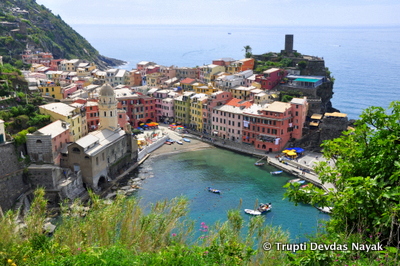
left=183, top=138, right=191, bottom=142
left=176, top=141, right=183, bottom=145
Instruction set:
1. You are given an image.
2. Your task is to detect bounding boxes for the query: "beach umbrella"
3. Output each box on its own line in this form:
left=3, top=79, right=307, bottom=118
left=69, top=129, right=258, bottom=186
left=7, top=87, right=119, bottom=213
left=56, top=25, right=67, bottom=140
left=282, top=149, right=290, bottom=153
left=287, top=151, right=297, bottom=156
left=292, top=147, right=305, bottom=153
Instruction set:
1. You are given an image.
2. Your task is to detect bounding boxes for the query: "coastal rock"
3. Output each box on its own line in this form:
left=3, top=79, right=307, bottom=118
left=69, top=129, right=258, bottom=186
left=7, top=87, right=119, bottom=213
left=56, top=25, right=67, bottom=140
left=43, top=222, right=56, bottom=234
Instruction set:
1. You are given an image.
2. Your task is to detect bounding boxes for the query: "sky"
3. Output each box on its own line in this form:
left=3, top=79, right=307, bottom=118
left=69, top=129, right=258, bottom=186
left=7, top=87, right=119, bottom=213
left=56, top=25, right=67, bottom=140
left=35, top=0, right=400, bottom=27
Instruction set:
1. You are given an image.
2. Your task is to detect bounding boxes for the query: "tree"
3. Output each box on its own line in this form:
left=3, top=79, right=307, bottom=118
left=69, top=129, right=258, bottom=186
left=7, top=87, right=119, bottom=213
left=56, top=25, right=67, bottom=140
left=243, top=45, right=252, bottom=58
left=297, top=61, right=307, bottom=70
left=285, top=101, right=400, bottom=248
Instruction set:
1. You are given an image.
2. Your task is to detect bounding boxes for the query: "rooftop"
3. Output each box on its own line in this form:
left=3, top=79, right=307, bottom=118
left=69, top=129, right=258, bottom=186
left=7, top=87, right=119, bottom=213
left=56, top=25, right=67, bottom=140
left=39, top=102, right=77, bottom=117
left=75, top=129, right=126, bottom=156
left=263, top=101, right=291, bottom=113
left=35, top=120, right=69, bottom=138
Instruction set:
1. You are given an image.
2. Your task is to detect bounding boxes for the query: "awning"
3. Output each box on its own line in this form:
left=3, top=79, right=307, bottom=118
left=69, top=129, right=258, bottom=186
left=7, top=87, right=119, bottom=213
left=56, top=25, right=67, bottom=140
left=213, top=131, right=218, bottom=135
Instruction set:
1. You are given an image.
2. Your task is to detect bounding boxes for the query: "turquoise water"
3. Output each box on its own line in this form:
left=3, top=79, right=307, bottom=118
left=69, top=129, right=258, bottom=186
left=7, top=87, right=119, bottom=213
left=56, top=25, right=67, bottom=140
left=133, top=147, right=329, bottom=242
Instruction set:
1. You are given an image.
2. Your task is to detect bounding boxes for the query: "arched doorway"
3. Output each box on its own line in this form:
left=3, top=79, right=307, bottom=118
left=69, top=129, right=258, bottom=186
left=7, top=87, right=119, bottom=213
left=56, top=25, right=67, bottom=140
left=98, top=176, right=107, bottom=190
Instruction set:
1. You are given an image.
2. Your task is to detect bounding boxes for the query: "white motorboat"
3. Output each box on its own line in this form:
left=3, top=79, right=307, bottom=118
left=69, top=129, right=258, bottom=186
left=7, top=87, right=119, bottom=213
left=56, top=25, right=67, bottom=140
left=244, top=209, right=262, bottom=216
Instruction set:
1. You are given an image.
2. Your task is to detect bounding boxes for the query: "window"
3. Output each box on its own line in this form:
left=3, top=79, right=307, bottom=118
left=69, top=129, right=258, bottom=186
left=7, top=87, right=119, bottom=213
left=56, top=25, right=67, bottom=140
left=36, top=140, right=42, bottom=143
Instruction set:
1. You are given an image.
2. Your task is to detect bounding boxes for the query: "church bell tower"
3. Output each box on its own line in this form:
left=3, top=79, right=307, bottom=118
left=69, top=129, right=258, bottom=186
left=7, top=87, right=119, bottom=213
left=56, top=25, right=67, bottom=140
left=98, top=83, right=119, bottom=131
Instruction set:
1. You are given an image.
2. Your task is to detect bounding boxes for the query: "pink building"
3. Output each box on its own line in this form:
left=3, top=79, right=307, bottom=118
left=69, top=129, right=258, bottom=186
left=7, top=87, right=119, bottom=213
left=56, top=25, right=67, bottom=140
left=62, top=84, right=78, bottom=99
left=242, top=98, right=308, bottom=152
left=202, top=91, right=232, bottom=134
left=255, top=68, right=287, bottom=90
left=152, top=89, right=177, bottom=123
left=211, top=98, right=252, bottom=141
left=117, top=109, right=130, bottom=131
left=49, top=59, right=64, bottom=71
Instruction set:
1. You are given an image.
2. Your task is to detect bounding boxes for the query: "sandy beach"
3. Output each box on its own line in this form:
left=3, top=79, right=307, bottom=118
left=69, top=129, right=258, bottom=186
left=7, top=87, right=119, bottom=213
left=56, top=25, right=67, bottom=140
left=150, top=136, right=213, bottom=157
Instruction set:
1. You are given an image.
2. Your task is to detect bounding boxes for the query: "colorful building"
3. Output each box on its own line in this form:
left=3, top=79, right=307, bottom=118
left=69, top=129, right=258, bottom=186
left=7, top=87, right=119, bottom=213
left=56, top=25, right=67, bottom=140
left=255, top=68, right=286, bottom=90
left=189, top=93, right=208, bottom=132
left=199, top=64, right=225, bottom=85
left=241, top=98, right=308, bottom=152
left=174, top=92, right=195, bottom=126
left=212, top=98, right=252, bottom=141
left=114, top=88, right=156, bottom=127
left=202, top=91, right=232, bottom=134
left=39, top=102, right=88, bottom=142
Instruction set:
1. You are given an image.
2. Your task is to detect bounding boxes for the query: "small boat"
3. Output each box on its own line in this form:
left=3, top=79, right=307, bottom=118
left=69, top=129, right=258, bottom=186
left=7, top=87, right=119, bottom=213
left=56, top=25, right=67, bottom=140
left=176, top=141, right=183, bottom=145
left=254, top=162, right=265, bottom=166
left=301, top=184, right=311, bottom=188
left=289, top=178, right=305, bottom=184
left=166, top=139, right=175, bottom=143
left=207, top=187, right=221, bottom=194
left=183, top=138, right=191, bottom=142
left=164, top=141, right=172, bottom=145
left=244, top=209, right=262, bottom=216
left=270, top=170, right=283, bottom=175
left=257, top=203, right=272, bottom=213
left=317, top=207, right=333, bottom=214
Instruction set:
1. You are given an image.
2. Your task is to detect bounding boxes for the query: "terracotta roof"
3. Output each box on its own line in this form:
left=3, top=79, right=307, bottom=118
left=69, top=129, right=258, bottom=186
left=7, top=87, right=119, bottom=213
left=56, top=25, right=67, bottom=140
left=180, top=78, right=195, bottom=84
left=225, top=98, right=252, bottom=108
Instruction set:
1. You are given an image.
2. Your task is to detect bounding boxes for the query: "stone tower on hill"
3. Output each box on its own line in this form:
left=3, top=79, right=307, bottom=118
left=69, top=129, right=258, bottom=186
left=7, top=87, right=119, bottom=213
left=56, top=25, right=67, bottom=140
left=98, top=83, right=119, bottom=131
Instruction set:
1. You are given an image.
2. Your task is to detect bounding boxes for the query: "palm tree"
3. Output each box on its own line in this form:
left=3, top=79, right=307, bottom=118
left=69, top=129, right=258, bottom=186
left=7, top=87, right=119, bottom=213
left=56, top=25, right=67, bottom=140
left=243, top=45, right=252, bottom=58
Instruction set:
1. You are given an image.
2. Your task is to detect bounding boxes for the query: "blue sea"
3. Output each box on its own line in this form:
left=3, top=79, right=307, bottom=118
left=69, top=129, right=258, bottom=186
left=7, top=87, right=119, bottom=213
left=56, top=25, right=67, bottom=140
left=72, top=24, right=400, bottom=119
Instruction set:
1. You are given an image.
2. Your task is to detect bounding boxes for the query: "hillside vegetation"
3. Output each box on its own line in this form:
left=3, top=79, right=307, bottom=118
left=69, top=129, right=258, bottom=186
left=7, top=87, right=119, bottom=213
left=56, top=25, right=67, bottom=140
left=0, top=0, right=124, bottom=69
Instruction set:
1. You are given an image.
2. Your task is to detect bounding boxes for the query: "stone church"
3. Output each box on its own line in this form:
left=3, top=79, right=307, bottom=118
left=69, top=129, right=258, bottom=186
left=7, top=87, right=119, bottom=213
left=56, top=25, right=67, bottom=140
left=60, top=83, right=138, bottom=191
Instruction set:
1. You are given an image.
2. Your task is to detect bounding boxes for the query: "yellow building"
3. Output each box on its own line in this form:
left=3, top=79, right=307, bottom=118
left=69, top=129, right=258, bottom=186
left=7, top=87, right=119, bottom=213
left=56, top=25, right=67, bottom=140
left=193, top=83, right=218, bottom=95
left=227, top=85, right=255, bottom=100
left=200, top=64, right=225, bottom=85
left=174, top=92, right=195, bottom=125
left=38, top=84, right=63, bottom=99
left=39, top=102, right=88, bottom=142
left=146, top=72, right=162, bottom=87
left=189, top=94, right=208, bottom=132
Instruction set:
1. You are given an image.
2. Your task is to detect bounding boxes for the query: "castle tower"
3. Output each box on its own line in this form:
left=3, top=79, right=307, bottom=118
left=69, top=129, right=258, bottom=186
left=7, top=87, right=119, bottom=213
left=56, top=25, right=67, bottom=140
left=285, top=34, right=294, bottom=52
left=98, top=83, right=119, bottom=131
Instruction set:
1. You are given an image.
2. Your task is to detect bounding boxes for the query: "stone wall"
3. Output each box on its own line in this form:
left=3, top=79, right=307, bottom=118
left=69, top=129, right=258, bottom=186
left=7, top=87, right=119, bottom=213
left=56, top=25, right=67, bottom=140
left=26, top=134, right=53, bottom=163
left=0, top=142, right=30, bottom=211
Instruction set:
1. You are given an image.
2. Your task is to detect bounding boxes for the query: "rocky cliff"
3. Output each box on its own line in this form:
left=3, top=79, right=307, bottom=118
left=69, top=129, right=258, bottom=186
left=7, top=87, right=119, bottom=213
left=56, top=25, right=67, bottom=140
left=0, top=0, right=124, bottom=69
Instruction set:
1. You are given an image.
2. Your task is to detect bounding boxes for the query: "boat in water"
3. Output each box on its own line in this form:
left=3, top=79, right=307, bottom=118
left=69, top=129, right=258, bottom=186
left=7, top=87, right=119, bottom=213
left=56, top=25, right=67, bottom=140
left=289, top=178, right=305, bottom=184
left=270, top=170, right=283, bottom=175
left=207, top=187, right=221, bottom=194
left=183, top=138, right=191, bottom=142
left=254, top=162, right=265, bottom=166
left=244, top=209, right=262, bottom=216
left=257, top=203, right=272, bottom=213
